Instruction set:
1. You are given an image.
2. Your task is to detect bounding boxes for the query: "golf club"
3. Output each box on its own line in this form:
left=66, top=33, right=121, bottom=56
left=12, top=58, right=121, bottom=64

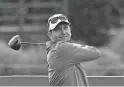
left=21, top=42, right=46, bottom=45
left=8, top=35, right=46, bottom=50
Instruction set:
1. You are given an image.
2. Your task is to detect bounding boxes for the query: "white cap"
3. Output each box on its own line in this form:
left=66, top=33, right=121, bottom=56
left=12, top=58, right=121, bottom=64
left=48, top=14, right=70, bottom=31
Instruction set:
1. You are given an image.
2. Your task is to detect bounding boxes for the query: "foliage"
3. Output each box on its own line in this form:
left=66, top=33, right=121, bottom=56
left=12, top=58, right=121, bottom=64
left=83, top=47, right=124, bottom=76
left=0, top=41, right=47, bottom=75
left=0, top=40, right=123, bottom=76
left=69, top=0, right=122, bottom=46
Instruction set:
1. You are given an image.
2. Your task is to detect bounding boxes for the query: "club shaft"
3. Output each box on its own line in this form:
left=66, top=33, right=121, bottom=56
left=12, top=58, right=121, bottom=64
left=21, top=42, right=46, bottom=45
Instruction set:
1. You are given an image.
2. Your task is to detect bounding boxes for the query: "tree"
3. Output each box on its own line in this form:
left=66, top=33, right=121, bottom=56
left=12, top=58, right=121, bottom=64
left=69, top=0, right=121, bottom=46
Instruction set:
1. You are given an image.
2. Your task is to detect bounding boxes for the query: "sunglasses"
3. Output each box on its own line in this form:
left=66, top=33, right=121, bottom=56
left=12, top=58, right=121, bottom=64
left=48, top=16, right=67, bottom=26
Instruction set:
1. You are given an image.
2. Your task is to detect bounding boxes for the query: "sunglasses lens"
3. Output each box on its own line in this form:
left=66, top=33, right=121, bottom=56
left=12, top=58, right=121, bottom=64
left=49, top=16, right=67, bottom=24
left=50, top=17, right=58, bottom=24
left=58, top=16, right=66, bottom=21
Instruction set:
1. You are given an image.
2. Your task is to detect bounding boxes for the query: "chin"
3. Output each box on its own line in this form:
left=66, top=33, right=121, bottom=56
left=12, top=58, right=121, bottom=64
left=63, top=37, right=71, bottom=42
left=57, top=36, right=71, bottom=42
left=67, top=37, right=71, bottom=41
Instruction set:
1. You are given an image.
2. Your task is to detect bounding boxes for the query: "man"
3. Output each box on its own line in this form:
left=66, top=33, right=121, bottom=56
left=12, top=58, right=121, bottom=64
left=9, top=14, right=101, bottom=86
left=46, top=14, right=101, bottom=86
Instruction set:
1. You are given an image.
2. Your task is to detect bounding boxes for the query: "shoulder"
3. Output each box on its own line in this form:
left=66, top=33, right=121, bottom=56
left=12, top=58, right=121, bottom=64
left=57, top=42, right=74, bottom=49
left=57, top=42, right=84, bottom=52
left=55, top=42, right=75, bottom=56
left=54, top=42, right=73, bottom=53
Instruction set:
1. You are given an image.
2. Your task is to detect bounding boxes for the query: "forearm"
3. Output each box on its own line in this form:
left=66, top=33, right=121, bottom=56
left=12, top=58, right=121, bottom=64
left=73, top=45, right=101, bottom=63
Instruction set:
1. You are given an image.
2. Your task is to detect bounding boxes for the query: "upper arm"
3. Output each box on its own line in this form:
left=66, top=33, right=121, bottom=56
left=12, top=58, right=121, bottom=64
left=57, top=42, right=101, bottom=64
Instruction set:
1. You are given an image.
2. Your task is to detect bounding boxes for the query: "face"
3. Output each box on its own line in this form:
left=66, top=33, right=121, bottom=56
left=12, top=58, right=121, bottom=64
left=48, top=23, right=72, bottom=42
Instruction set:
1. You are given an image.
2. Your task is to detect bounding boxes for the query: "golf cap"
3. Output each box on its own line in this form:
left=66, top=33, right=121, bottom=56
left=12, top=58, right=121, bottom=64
left=47, top=14, right=70, bottom=31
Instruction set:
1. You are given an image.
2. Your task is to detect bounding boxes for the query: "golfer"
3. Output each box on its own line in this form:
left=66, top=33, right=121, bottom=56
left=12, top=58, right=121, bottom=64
left=46, top=14, right=101, bottom=86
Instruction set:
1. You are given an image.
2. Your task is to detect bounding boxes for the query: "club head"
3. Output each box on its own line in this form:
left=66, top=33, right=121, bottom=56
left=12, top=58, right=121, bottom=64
left=8, top=35, right=21, bottom=51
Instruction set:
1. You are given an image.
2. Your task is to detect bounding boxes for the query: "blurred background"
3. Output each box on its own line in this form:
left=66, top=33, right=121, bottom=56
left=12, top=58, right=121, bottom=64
left=0, top=0, right=124, bottom=76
